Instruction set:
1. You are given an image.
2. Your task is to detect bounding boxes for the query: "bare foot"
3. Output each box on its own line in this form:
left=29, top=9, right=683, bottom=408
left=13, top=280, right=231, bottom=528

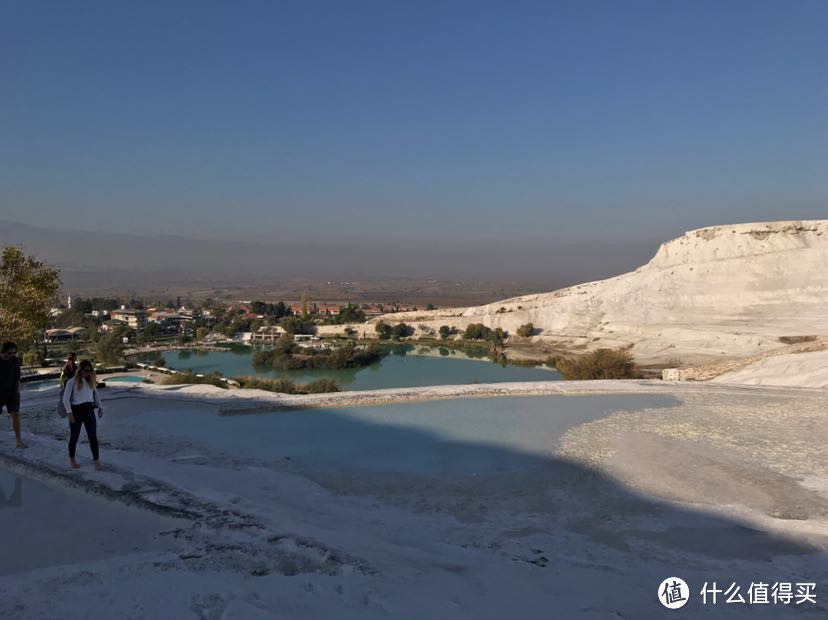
left=16, top=440, right=27, bottom=449
left=70, top=459, right=80, bottom=469
left=94, top=461, right=104, bottom=471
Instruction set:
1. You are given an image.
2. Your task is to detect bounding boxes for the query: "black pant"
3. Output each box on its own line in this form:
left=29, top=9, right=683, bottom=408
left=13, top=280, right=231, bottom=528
left=69, top=403, right=99, bottom=460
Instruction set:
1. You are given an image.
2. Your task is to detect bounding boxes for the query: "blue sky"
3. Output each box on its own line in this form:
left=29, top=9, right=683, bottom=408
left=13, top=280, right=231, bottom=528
left=1, top=0, right=826, bottom=246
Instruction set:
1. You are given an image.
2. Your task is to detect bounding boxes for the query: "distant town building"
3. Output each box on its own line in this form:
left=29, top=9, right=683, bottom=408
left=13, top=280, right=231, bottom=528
left=101, top=319, right=127, bottom=332
left=45, top=327, right=86, bottom=343
left=45, top=329, right=72, bottom=343
left=149, top=311, right=184, bottom=332
left=250, top=325, right=287, bottom=343
left=110, top=309, right=148, bottom=330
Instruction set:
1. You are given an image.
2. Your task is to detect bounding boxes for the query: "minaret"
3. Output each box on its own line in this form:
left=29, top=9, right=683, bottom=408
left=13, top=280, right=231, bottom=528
left=67, top=292, right=72, bottom=309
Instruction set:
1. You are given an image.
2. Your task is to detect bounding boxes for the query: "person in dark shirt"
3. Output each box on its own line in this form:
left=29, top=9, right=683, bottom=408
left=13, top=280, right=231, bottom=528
left=0, top=342, right=27, bottom=449
left=60, top=352, right=77, bottom=389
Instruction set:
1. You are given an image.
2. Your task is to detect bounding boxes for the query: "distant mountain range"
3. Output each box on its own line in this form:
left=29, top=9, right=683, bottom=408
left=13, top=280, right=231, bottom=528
left=0, top=219, right=660, bottom=296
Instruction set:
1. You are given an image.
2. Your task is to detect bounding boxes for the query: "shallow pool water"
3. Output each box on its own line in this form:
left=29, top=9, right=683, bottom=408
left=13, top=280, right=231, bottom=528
left=124, top=394, right=679, bottom=477
left=140, top=344, right=560, bottom=391
left=20, top=379, right=59, bottom=392
left=22, top=375, right=146, bottom=391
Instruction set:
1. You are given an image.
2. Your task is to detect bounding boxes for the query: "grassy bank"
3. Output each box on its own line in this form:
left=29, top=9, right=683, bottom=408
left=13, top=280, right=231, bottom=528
left=235, top=375, right=340, bottom=394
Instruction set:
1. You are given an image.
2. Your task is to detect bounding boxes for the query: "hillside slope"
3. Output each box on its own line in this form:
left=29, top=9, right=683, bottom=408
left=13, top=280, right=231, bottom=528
left=375, top=221, right=828, bottom=364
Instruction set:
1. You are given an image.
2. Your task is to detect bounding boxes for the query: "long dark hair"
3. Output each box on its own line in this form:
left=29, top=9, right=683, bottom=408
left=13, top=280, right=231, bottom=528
left=63, top=352, right=77, bottom=377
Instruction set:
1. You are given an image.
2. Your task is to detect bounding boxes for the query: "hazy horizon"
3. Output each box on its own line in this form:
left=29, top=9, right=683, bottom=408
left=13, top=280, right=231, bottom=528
left=3, top=2, right=827, bottom=295
left=0, top=218, right=666, bottom=298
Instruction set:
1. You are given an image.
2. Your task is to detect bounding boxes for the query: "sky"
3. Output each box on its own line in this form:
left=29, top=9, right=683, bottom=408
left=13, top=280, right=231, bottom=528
left=1, top=1, right=826, bottom=252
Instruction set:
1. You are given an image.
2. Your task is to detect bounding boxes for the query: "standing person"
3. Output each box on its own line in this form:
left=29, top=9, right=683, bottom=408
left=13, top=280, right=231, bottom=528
left=57, top=352, right=77, bottom=419
left=0, top=342, right=26, bottom=449
left=62, top=359, right=104, bottom=470
left=60, top=352, right=77, bottom=389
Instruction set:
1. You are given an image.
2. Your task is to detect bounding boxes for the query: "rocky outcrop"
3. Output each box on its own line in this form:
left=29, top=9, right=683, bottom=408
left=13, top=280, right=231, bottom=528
left=376, top=221, right=828, bottom=365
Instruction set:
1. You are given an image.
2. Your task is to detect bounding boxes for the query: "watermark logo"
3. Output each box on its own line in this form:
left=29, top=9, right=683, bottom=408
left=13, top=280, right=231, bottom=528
left=659, top=577, right=689, bottom=609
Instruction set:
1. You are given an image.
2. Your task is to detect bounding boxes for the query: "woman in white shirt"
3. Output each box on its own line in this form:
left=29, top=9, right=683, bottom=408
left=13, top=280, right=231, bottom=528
left=61, top=359, right=104, bottom=470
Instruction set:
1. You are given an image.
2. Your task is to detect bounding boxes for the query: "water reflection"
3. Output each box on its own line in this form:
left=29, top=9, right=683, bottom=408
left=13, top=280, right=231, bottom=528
left=137, top=343, right=560, bottom=391
left=0, top=477, right=23, bottom=508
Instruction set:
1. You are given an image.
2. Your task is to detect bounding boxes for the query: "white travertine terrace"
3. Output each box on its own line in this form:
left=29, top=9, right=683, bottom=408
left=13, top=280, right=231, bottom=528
left=374, top=220, right=828, bottom=365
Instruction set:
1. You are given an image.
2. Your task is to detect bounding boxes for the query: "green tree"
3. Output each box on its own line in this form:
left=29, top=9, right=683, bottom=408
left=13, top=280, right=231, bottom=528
left=143, top=322, right=161, bottom=340
left=95, top=327, right=127, bottom=365
left=463, top=323, right=491, bottom=340
left=74, top=298, right=93, bottom=314
left=52, top=308, right=86, bottom=328
left=375, top=321, right=393, bottom=340
left=438, top=325, right=452, bottom=339
left=391, top=323, right=413, bottom=339
left=283, top=316, right=314, bottom=335
left=335, top=304, right=366, bottom=324
left=196, top=327, right=208, bottom=340
left=0, top=247, right=61, bottom=347
left=23, top=349, right=45, bottom=367
left=462, top=323, right=507, bottom=343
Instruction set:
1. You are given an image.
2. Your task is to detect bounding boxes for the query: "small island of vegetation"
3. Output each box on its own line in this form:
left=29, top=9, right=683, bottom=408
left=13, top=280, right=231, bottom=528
left=252, top=336, right=385, bottom=371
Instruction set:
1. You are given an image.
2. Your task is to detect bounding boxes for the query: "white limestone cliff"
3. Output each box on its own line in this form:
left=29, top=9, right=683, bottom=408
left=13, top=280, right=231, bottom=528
left=375, top=221, right=828, bottom=364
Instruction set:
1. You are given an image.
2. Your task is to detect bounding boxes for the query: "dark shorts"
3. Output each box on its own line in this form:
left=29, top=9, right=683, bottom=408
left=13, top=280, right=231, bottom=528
left=0, top=391, right=20, bottom=414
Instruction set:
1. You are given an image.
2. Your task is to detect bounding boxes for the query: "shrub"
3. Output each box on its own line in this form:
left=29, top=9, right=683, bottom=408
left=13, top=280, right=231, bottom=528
left=516, top=323, right=535, bottom=338
left=22, top=349, right=45, bottom=367
left=303, top=378, right=340, bottom=393
left=237, top=376, right=297, bottom=393
left=391, top=323, right=414, bottom=339
left=463, top=323, right=506, bottom=343
left=438, top=325, right=452, bottom=339
left=555, top=348, right=640, bottom=380
left=235, top=375, right=340, bottom=394
left=778, top=335, right=817, bottom=344
left=375, top=321, right=393, bottom=340
left=463, top=323, right=490, bottom=340
left=507, top=357, right=542, bottom=367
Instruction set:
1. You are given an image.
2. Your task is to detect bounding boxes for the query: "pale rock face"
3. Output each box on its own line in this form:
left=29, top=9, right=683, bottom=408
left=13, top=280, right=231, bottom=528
left=711, top=349, right=828, bottom=388
left=376, top=221, right=828, bottom=364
